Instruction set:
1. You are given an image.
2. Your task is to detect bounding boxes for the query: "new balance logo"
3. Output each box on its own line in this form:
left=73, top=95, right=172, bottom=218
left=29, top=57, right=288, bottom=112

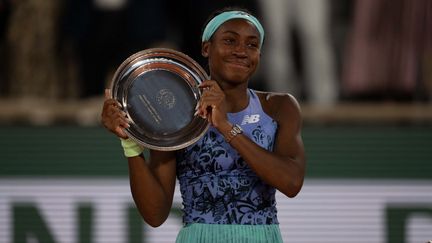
left=241, top=114, right=260, bottom=125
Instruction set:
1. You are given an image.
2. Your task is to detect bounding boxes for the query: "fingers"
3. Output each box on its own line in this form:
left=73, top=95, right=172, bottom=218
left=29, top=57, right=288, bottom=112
left=195, top=81, right=226, bottom=123
left=104, top=89, right=111, bottom=100
left=195, top=93, right=220, bottom=118
left=101, top=91, right=130, bottom=138
left=102, top=108, right=128, bottom=129
left=105, top=114, right=130, bottom=138
left=113, top=112, right=129, bottom=128
left=198, top=80, right=221, bottom=92
left=103, top=89, right=121, bottom=109
left=115, top=127, right=129, bottom=139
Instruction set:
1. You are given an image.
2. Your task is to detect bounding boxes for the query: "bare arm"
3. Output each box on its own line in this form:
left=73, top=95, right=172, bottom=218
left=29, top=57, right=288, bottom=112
left=226, top=94, right=306, bottom=197
left=196, top=82, right=306, bottom=197
left=101, top=89, right=177, bottom=227
left=127, top=150, right=177, bottom=227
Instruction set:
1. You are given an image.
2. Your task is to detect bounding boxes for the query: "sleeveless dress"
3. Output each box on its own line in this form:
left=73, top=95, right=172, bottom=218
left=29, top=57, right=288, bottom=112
left=175, top=89, right=283, bottom=242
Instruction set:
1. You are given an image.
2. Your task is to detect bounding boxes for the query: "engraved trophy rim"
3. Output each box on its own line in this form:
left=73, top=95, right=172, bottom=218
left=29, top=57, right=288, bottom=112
left=110, top=48, right=210, bottom=151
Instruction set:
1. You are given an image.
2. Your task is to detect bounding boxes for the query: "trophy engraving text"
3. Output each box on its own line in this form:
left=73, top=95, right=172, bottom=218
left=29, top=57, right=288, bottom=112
left=138, top=94, right=162, bottom=124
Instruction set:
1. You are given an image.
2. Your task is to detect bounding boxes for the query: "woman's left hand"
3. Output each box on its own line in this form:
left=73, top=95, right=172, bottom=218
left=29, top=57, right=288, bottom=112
left=195, top=80, right=229, bottom=128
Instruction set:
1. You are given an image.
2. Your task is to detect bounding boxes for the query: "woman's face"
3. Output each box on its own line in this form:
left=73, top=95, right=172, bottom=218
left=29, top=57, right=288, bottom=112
left=202, top=18, right=261, bottom=85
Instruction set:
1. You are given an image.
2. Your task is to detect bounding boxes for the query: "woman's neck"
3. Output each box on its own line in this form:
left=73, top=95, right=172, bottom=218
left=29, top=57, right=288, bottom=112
left=218, top=81, right=249, bottom=113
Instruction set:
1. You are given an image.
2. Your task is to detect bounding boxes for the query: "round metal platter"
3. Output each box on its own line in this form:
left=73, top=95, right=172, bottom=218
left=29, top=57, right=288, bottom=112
left=110, top=48, right=209, bottom=151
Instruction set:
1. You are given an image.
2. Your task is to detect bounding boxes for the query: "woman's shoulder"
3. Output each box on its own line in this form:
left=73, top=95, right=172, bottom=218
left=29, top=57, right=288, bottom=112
left=254, top=90, right=301, bottom=122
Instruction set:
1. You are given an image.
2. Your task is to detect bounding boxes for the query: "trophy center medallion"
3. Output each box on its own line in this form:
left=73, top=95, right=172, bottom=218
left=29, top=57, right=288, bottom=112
left=157, top=89, right=176, bottom=110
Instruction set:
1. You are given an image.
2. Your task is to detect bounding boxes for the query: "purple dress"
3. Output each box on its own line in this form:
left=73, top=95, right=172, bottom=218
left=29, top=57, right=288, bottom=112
left=176, top=89, right=279, bottom=225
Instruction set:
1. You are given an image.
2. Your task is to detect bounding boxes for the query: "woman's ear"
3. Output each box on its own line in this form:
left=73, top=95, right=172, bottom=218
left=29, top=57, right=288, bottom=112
left=201, top=42, right=210, bottom=58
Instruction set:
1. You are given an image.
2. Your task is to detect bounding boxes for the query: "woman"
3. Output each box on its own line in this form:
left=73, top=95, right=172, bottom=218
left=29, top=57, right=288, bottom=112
left=101, top=8, right=306, bottom=242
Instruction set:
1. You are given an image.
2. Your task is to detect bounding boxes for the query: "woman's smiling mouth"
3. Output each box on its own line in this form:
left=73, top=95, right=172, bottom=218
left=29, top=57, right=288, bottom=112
left=226, top=60, right=250, bottom=69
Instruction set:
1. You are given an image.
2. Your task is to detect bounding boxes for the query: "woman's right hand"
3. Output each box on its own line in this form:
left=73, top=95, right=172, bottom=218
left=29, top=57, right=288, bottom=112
left=101, top=89, right=129, bottom=139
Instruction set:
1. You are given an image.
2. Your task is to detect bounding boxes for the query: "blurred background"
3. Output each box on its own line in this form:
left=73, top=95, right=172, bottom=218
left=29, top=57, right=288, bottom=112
left=0, top=0, right=431, bottom=242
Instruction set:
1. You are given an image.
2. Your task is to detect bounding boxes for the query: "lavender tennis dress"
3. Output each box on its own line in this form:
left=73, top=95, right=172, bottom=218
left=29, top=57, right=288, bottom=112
left=175, top=89, right=283, bottom=242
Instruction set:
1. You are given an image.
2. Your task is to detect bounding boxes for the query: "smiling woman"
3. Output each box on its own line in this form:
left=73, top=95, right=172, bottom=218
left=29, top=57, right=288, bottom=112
left=202, top=18, right=260, bottom=86
left=101, top=7, right=306, bottom=243
left=201, top=10, right=263, bottom=88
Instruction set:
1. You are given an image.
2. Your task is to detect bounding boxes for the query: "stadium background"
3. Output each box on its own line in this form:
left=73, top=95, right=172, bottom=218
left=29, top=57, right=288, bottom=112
left=1, top=0, right=432, bottom=242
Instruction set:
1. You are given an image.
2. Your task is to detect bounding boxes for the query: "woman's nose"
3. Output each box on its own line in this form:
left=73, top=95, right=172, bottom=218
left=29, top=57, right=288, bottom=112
left=232, top=43, right=247, bottom=57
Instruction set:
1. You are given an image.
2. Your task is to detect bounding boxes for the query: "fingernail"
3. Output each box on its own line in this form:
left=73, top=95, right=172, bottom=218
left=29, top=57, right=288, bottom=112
left=194, top=110, right=199, bottom=116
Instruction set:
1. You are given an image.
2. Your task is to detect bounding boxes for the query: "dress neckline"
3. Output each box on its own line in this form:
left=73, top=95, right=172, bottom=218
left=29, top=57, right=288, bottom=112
left=227, top=89, right=254, bottom=116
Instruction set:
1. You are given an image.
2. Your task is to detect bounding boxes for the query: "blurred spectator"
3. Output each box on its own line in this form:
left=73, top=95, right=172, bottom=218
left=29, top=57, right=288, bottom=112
left=258, top=0, right=338, bottom=106
left=6, top=0, right=63, bottom=99
left=0, top=0, right=11, bottom=96
left=0, top=0, right=9, bottom=39
left=329, top=0, right=354, bottom=86
left=342, top=0, right=432, bottom=102
left=60, top=0, right=171, bottom=98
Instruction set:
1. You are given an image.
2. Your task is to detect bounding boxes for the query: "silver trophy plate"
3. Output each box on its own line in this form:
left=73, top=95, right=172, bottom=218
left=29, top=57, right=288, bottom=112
left=110, top=48, right=210, bottom=151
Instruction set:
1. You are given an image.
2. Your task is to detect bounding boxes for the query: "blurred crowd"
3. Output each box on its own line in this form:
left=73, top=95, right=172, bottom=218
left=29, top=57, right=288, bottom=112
left=0, top=0, right=431, bottom=106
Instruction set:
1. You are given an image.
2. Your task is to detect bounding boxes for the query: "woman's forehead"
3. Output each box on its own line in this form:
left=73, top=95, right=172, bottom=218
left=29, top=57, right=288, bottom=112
left=215, top=19, right=260, bottom=38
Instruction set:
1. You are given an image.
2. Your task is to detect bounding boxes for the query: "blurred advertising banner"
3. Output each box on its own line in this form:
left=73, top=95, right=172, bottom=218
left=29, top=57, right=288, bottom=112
left=0, top=179, right=432, bottom=243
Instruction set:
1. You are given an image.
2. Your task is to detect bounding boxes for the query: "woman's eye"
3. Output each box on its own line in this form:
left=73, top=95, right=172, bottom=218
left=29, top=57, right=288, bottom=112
left=247, top=42, right=259, bottom=48
left=224, top=38, right=235, bottom=44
